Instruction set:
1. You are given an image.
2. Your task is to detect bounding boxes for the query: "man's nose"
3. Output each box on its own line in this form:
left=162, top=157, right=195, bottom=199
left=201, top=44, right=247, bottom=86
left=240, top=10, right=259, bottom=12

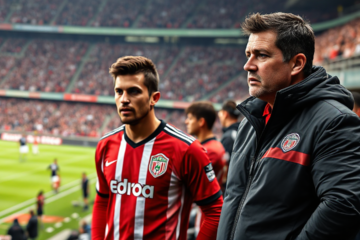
left=244, top=56, right=257, bottom=72
left=120, top=92, right=130, bottom=103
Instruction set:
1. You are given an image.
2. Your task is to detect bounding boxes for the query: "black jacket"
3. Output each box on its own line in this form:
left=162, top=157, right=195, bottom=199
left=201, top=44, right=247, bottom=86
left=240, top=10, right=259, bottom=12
left=217, top=66, right=360, bottom=240
left=220, top=122, right=240, bottom=162
left=26, top=216, right=38, bottom=238
left=7, top=221, right=25, bottom=240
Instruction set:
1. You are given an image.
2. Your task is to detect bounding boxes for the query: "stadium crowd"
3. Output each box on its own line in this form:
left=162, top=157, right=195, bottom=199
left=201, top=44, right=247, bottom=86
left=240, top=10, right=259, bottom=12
left=72, top=44, right=179, bottom=96
left=0, top=39, right=87, bottom=92
left=0, top=98, right=111, bottom=137
left=9, top=0, right=61, bottom=25
left=0, top=0, right=339, bottom=28
left=314, top=17, right=360, bottom=64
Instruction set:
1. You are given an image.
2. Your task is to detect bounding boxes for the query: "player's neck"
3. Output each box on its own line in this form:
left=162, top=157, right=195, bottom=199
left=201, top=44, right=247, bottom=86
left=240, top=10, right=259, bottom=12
left=225, top=118, right=238, bottom=128
left=197, top=129, right=215, bottom=143
left=125, top=114, right=161, bottom=144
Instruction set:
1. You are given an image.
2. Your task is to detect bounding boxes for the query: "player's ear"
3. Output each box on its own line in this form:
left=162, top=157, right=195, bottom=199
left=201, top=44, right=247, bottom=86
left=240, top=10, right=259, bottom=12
left=150, top=91, right=160, bottom=106
left=199, top=117, right=206, bottom=128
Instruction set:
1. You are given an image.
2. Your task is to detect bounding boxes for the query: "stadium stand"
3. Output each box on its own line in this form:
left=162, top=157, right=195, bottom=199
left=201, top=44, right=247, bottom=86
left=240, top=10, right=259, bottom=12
left=0, top=97, right=208, bottom=138
left=9, top=0, right=62, bottom=25
left=0, top=39, right=88, bottom=92
left=0, top=0, right=342, bottom=28
left=314, top=17, right=360, bottom=64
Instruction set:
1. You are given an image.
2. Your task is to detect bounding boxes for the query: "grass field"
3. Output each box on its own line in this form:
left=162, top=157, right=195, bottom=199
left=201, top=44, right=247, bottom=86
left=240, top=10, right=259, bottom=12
left=0, top=140, right=97, bottom=239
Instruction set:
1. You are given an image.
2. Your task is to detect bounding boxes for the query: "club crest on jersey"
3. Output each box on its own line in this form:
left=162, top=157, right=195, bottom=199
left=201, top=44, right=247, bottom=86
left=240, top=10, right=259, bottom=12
left=149, top=153, right=169, bottom=178
left=281, top=133, right=300, bottom=152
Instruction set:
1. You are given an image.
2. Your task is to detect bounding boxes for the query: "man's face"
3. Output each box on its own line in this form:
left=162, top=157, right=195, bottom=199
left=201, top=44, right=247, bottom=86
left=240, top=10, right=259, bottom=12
left=185, top=113, right=201, bottom=136
left=114, top=73, right=152, bottom=125
left=244, top=30, right=293, bottom=103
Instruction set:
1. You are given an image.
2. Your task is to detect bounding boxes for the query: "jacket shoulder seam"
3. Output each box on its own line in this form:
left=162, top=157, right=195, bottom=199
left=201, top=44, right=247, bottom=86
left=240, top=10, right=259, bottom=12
left=323, top=100, right=344, bottom=114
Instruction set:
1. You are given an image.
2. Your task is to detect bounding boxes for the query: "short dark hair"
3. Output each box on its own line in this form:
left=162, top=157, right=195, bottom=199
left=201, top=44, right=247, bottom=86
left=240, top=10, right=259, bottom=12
left=352, top=92, right=360, bottom=108
left=222, top=100, right=241, bottom=119
left=185, top=101, right=217, bottom=130
left=242, top=12, right=315, bottom=76
left=109, top=56, right=159, bottom=96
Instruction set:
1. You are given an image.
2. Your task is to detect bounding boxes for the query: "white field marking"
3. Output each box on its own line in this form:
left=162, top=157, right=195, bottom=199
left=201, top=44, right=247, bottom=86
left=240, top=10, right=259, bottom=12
left=46, top=227, right=54, bottom=233
left=0, top=155, right=93, bottom=183
left=55, top=222, right=63, bottom=228
left=71, top=213, right=79, bottom=219
left=64, top=217, right=71, bottom=223
left=0, top=177, right=96, bottom=223
left=83, top=213, right=92, bottom=223
left=0, top=172, right=96, bottom=218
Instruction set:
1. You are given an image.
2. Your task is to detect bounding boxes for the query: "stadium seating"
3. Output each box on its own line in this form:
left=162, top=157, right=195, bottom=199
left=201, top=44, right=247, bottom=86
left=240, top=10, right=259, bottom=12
left=1, top=0, right=337, bottom=28
left=314, top=17, right=360, bottom=64
left=0, top=39, right=88, bottom=92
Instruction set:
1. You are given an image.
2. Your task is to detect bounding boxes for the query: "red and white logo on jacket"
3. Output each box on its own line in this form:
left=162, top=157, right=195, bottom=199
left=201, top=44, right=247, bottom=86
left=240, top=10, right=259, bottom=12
left=281, top=133, right=300, bottom=152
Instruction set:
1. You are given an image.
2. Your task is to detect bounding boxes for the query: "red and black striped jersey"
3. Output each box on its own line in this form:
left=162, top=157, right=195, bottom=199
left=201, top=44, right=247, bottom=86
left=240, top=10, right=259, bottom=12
left=95, top=120, right=221, bottom=240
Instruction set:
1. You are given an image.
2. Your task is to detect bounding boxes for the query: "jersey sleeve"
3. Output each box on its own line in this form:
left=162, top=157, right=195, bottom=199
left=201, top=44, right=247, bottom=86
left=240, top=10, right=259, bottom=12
left=180, top=140, right=222, bottom=205
left=95, top=140, right=110, bottom=198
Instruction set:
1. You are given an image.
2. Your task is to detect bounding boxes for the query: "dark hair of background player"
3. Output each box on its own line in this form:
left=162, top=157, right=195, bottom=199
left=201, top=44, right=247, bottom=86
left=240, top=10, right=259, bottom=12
left=185, top=101, right=217, bottom=130
left=221, top=100, right=240, bottom=119
left=241, top=12, right=315, bottom=76
left=109, top=56, right=159, bottom=96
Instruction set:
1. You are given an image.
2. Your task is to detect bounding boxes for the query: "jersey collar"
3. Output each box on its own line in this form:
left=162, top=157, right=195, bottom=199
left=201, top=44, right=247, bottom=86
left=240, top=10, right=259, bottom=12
left=124, top=120, right=166, bottom=148
left=201, top=136, right=217, bottom=145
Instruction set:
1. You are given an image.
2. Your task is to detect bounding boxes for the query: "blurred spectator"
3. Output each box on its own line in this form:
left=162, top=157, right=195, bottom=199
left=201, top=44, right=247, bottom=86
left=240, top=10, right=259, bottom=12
left=7, top=218, right=25, bottom=240
left=26, top=210, right=38, bottom=240
left=1, top=39, right=87, bottom=92
left=136, top=0, right=194, bottom=28
left=314, top=17, right=360, bottom=64
left=9, top=0, right=61, bottom=25
left=79, top=220, right=91, bottom=240
left=55, top=0, right=99, bottom=26
left=0, top=98, right=112, bottom=138
left=91, top=0, right=142, bottom=27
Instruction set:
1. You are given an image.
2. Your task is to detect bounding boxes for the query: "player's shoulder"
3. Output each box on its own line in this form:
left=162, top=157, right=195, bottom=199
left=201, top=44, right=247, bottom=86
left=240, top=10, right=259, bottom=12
left=100, top=125, right=125, bottom=141
left=162, top=123, right=196, bottom=146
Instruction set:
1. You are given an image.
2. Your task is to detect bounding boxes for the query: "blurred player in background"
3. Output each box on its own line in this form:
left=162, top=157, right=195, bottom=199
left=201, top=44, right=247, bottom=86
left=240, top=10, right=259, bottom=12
left=26, top=210, right=38, bottom=240
left=218, top=100, right=242, bottom=193
left=185, top=101, right=226, bottom=237
left=352, top=92, right=360, bottom=117
left=218, top=100, right=241, bottom=163
left=81, top=172, right=89, bottom=211
left=19, top=134, right=28, bottom=162
left=32, top=133, right=39, bottom=155
left=185, top=101, right=226, bottom=186
left=48, top=158, right=60, bottom=193
left=36, top=191, right=45, bottom=229
left=92, top=56, right=223, bottom=240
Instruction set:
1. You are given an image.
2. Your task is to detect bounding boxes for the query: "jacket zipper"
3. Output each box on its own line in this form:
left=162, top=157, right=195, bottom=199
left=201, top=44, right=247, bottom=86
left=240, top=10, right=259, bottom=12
left=229, top=156, right=256, bottom=240
left=229, top=105, right=270, bottom=240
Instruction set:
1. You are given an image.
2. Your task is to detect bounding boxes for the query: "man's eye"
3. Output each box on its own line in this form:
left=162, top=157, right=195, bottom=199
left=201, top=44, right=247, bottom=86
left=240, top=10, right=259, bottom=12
left=115, top=89, right=122, bottom=94
left=259, top=54, right=268, bottom=58
left=129, top=89, right=140, bottom=94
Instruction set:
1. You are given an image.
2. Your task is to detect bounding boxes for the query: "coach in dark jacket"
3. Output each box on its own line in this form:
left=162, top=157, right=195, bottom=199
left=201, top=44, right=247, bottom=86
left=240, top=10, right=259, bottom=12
left=26, top=210, right=38, bottom=240
left=217, top=12, right=360, bottom=240
left=7, top=218, right=25, bottom=240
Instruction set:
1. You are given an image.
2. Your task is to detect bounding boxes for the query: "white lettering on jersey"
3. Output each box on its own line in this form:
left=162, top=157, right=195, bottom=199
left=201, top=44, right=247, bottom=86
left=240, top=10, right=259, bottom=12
left=110, top=179, right=154, bottom=199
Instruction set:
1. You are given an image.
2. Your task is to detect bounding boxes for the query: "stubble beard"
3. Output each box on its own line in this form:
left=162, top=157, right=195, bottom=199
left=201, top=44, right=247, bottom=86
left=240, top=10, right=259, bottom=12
left=120, top=108, right=150, bottom=126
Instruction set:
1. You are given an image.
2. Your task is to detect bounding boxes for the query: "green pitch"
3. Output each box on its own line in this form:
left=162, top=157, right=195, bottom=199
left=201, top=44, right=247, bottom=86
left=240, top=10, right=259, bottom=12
left=0, top=140, right=97, bottom=239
